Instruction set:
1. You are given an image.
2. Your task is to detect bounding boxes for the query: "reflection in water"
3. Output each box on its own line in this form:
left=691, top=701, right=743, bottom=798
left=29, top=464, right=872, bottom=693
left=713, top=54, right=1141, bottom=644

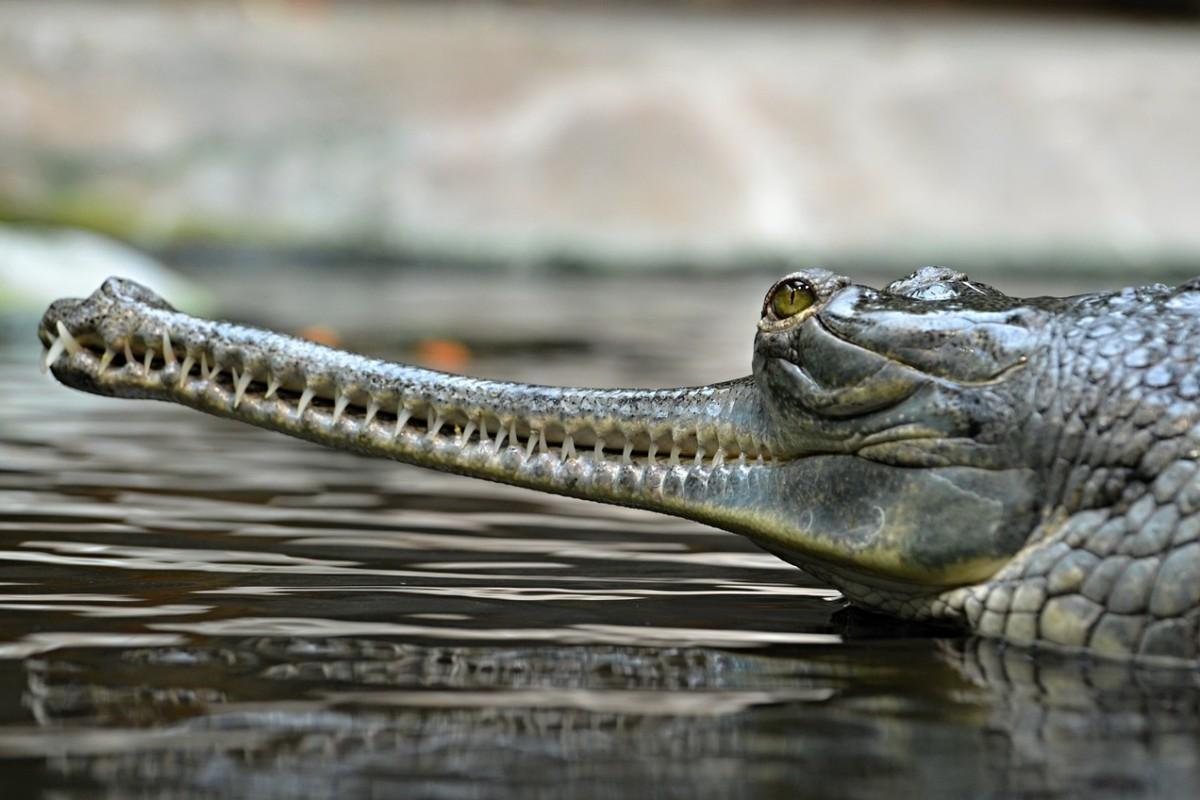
left=4, top=319, right=1200, bottom=799
left=943, top=639, right=1200, bottom=798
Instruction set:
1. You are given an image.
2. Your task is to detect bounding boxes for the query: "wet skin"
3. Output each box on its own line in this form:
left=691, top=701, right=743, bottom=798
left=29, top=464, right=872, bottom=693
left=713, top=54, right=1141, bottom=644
left=37, top=268, right=1200, bottom=664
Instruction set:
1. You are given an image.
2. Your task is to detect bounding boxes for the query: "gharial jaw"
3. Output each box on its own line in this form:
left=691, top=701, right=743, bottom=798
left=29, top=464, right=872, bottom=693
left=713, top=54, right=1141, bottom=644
left=37, top=277, right=789, bottom=535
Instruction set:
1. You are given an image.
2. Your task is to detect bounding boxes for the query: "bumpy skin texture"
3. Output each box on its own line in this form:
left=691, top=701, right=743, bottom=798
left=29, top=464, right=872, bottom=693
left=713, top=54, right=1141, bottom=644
left=932, top=281, right=1200, bottom=662
left=37, top=269, right=1200, bottom=664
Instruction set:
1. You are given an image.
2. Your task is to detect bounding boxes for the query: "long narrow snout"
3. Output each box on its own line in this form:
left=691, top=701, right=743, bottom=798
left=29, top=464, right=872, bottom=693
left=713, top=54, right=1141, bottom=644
left=39, top=277, right=782, bottom=527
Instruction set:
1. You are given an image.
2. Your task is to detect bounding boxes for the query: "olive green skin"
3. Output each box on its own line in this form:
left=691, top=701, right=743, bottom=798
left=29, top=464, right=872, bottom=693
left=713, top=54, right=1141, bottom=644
left=37, top=268, right=1200, bottom=664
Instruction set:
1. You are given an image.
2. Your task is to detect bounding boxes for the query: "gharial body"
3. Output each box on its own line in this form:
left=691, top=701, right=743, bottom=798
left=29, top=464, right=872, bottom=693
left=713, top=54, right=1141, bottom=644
left=38, top=269, right=1200, bottom=664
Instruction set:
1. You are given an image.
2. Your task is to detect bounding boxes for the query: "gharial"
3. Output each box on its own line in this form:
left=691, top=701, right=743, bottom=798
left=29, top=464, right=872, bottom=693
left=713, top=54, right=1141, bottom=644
left=38, top=269, right=1200, bottom=664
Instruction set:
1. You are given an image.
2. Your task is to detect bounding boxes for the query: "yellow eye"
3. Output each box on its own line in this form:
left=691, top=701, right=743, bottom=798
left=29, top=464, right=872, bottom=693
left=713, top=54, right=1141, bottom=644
left=765, top=278, right=816, bottom=320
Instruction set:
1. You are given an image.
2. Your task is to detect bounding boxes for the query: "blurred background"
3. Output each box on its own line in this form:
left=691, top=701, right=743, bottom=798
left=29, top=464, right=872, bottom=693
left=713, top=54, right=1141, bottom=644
left=3, top=0, right=1200, bottom=371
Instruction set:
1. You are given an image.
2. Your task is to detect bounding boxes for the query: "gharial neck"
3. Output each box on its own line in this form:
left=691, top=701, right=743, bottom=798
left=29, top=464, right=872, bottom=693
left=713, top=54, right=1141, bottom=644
left=1028, top=287, right=1200, bottom=517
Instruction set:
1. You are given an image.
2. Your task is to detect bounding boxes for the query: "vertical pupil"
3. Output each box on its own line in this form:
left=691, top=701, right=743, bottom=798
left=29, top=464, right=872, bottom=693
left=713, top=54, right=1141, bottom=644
left=764, top=279, right=813, bottom=319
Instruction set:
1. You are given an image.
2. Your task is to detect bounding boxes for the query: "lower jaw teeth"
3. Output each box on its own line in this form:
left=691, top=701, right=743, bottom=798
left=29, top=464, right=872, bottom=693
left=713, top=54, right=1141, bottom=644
left=47, top=338, right=775, bottom=470
left=40, top=338, right=66, bottom=374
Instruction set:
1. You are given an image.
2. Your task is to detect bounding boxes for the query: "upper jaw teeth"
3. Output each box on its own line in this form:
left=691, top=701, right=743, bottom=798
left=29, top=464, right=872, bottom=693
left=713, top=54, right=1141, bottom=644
left=40, top=336, right=66, bottom=375
left=43, top=325, right=779, bottom=470
left=56, top=321, right=82, bottom=355
left=39, top=321, right=79, bottom=374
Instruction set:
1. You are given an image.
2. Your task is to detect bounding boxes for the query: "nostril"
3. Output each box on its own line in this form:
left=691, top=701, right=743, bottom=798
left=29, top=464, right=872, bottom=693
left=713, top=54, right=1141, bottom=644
left=100, top=276, right=175, bottom=311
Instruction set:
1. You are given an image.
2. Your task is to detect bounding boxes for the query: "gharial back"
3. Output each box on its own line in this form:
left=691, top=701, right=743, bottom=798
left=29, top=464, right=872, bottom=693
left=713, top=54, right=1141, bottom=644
left=924, top=280, right=1200, bottom=663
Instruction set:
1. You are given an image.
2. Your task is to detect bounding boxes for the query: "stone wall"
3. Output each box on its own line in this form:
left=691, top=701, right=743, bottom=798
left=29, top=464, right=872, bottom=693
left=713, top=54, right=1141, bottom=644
left=2, top=1, right=1198, bottom=273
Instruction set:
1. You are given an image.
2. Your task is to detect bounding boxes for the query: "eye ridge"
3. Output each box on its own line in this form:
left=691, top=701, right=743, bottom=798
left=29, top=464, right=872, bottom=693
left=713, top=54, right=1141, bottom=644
left=764, top=277, right=816, bottom=320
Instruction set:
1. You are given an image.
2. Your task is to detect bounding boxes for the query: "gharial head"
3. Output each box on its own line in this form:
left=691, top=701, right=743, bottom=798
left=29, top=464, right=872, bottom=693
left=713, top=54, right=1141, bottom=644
left=752, top=266, right=1048, bottom=464
left=736, top=266, right=1056, bottom=601
left=39, top=268, right=1069, bottom=613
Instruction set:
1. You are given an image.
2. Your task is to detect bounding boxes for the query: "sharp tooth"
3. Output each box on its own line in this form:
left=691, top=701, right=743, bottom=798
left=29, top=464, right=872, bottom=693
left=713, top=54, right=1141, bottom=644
left=492, top=423, right=507, bottom=453
left=200, top=352, right=209, bottom=380
left=55, top=321, right=82, bottom=355
left=209, top=361, right=221, bottom=383
left=478, top=418, right=488, bottom=442
left=509, top=422, right=518, bottom=449
left=757, top=453, right=765, bottom=465
left=41, top=336, right=65, bottom=374
left=594, top=439, right=605, bottom=461
left=332, top=394, right=349, bottom=423
left=394, top=408, right=412, bottom=437
left=233, top=368, right=253, bottom=408
left=428, top=410, right=444, bottom=438
left=459, top=421, right=476, bottom=446
left=647, top=441, right=658, bottom=464
left=538, top=429, right=548, bottom=454
left=177, top=354, right=194, bottom=385
left=265, top=376, right=280, bottom=399
left=711, top=450, right=725, bottom=468
left=669, top=445, right=681, bottom=466
left=297, top=387, right=314, bottom=417
left=525, top=430, right=538, bottom=459
left=622, top=439, right=633, bottom=464
left=161, top=331, right=176, bottom=364
left=365, top=399, right=379, bottom=425
left=98, top=347, right=116, bottom=375
left=143, top=347, right=155, bottom=372
left=738, top=453, right=747, bottom=466
left=125, top=342, right=137, bottom=370
left=562, top=434, right=575, bottom=460
left=694, top=446, right=705, bottom=466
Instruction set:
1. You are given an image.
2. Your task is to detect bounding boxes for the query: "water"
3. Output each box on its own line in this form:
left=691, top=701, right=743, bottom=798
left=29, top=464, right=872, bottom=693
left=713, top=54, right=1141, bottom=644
left=4, top=272, right=1200, bottom=798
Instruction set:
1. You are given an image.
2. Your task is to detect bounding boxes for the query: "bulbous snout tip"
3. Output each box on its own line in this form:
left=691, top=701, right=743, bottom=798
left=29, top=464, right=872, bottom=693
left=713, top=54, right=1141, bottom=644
left=37, top=296, right=83, bottom=348
left=37, top=277, right=174, bottom=346
left=97, top=276, right=175, bottom=311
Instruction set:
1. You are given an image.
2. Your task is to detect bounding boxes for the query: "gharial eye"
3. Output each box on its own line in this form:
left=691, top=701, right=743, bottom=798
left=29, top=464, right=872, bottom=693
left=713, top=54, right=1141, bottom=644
left=763, top=277, right=816, bottom=320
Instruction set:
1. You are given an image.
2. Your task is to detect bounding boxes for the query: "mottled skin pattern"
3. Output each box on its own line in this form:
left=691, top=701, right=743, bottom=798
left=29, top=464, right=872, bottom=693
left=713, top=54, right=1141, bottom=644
left=931, top=281, right=1200, bottom=662
left=37, top=268, right=1200, bottom=664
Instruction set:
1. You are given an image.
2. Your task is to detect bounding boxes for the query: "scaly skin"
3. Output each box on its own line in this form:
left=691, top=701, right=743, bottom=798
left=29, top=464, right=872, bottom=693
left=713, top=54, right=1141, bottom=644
left=37, top=268, right=1200, bottom=664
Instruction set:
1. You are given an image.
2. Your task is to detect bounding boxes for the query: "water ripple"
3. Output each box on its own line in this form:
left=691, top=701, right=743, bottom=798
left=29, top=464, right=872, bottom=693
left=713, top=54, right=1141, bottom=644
left=0, top=633, right=188, bottom=660
left=149, top=616, right=842, bottom=649
left=7, top=294, right=1200, bottom=800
